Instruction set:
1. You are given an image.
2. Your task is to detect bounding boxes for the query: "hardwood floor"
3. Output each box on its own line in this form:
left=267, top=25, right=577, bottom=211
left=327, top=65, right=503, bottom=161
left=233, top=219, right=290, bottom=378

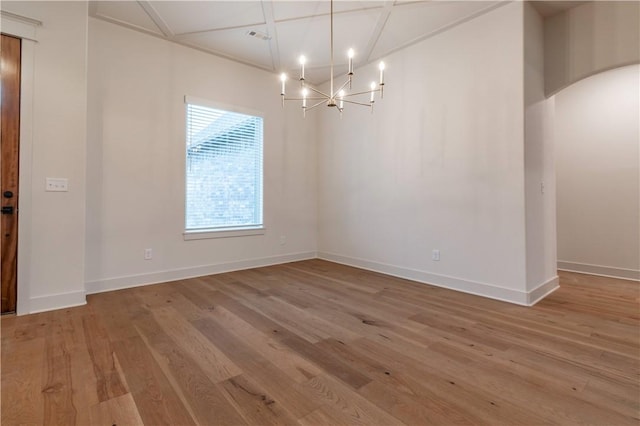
left=2, top=260, right=639, bottom=425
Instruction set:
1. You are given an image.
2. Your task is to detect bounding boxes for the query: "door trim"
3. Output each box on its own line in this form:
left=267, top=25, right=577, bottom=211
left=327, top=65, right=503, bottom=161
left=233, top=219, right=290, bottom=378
left=1, top=11, right=41, bottom=41
left=16, top=38, right=35, bottom=315
left=2, top=11, right=39, bottom=315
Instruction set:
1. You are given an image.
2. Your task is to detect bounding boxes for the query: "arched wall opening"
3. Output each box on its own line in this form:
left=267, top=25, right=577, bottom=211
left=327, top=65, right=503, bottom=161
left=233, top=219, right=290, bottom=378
left=553, top=64, right=640, bottom=280
left=544, top=1, right=639, bottom=97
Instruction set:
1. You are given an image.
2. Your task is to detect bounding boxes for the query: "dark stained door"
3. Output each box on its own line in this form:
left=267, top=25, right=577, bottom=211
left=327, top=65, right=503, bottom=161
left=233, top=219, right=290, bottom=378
left=1, top=34, right=21, bottom=314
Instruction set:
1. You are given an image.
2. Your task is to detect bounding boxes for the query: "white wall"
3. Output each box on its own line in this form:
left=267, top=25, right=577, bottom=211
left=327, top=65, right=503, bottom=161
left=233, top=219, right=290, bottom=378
left=85, top=19, right=317, bottom=292
left=317, top=3, right=543, bottom=304
left=555, top=64, right=640, bottom=280
left=8, top=1, right=609, bottom=312
left=545, top=1, right=640, bottom=96
left=2, top=1, right=88, bottom=313
left=524, top=3, right=558, bottom=296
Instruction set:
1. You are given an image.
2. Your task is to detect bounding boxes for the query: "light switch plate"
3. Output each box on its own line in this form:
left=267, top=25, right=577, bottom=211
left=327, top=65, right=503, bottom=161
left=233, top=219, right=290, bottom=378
left=46, top=178, right=69, bottom=192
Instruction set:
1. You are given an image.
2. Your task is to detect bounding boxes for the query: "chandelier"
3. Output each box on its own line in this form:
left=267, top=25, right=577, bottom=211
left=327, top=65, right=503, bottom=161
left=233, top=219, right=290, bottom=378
left=279, top=0, right=386, bottom=116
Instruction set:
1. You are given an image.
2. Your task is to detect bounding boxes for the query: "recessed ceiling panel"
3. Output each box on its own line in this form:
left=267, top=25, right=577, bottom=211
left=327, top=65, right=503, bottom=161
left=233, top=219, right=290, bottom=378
left=151, top=1, right=266, bottom=34
left=371, top=1, right=500, bottom=58
left=179, top=24, right=274, bottom=70
left=93, top=1, right=163, bottom=35
left=277, top=10, right=380, bottom=72
left=273, top=1, right=383, bottom=22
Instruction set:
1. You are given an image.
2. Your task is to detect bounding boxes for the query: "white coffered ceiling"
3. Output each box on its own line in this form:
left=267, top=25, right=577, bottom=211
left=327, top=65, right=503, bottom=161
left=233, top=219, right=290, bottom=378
left=89, top=1, right=586, bottom=84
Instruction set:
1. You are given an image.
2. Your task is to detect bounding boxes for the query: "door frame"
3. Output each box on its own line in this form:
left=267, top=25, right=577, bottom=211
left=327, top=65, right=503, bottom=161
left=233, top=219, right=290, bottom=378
left=2, top=11, right=40, bottom=315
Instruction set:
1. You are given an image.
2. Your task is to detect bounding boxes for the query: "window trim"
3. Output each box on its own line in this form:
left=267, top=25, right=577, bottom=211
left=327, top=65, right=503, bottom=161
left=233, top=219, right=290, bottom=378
left=183, top=96, right=264, bottom=240
left=184, top=96, right=264, bottom=120
left=183, top=226, right=266, bottom=241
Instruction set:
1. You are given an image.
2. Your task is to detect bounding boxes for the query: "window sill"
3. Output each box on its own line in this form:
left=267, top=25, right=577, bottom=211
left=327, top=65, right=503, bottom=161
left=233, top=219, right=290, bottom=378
left=183, top=227, right=265, bottom=241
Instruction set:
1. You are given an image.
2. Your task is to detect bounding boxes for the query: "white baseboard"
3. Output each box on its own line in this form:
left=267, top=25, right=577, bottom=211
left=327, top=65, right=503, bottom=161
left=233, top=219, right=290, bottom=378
left=85, top=251, right=317, bottom=295
left=27, top=252, right=562, bottom=313
left=317, top=251, right=551, bottom=306
left=557, top=261, right=640, bottom=281
left=527, top=275, right=560, bottom=305
left=29, top=290, right=86, bottom=314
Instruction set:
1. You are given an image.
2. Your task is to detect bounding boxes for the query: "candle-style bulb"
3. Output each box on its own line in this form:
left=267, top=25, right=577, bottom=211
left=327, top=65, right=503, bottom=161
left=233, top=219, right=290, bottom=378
left=370, top=82, right=376, bottom=103
left=280, top=73, right=287, bottom=96
left=299, top=55, right=306, bottom=81
left=338, top=90, right=345, bottom=110
left=302, top=88, right=308, bottom=108
left=347, top=48, right=354, bottom=75
left=378, top=61, right=385, bottom=85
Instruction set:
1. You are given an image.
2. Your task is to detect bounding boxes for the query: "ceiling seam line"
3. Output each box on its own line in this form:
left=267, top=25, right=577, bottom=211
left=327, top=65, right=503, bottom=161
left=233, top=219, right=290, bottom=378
left=173, top=22, right=269, bottom=38
left=261, top=0, right=280, bottom=71
left=363, top=1, right=394, bottom=63
left=137, top=0, right=175, bottom=38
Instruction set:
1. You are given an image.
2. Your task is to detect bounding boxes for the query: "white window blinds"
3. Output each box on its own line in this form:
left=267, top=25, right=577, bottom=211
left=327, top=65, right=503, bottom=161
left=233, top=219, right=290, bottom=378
left=185, top=100, right=263, bottom=232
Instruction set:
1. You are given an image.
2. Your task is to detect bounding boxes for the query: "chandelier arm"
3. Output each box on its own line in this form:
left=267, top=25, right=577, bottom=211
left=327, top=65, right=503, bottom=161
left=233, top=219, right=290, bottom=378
left=305, top=86, right=331, bottom=98
left=342, top=88, right=381, bottom=98
left=333, top=78, right=352, bottom=97
left=342, top=99, right=373, bottom=107
left=305, top=99, right=328, bottom=112
left=284, top=97, right=326, bottom=101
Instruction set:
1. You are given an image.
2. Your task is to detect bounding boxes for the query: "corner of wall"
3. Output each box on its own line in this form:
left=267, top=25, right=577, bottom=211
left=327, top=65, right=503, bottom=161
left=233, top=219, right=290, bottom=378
left=527, top=275, right=559, bottom=305
left=523, top=0, right=558, bottom=296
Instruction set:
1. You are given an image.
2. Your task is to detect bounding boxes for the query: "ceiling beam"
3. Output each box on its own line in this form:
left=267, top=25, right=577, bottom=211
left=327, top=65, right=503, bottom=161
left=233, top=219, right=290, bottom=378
left=261, top=1, right=280, bottom=72
left=363, top=1, right=394, bottom=63
left=137, top=1, right=175, bottom=38
left=172, top=22, right=267, bottom=38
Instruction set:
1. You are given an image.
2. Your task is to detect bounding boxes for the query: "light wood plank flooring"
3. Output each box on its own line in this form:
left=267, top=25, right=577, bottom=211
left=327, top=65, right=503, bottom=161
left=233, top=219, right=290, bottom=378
left=2, top=259, right=639, bottom=425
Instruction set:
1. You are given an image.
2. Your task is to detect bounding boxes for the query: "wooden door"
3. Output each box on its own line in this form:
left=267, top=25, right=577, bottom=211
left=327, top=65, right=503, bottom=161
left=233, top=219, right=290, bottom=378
left=1, top=34, right=21, bottom=314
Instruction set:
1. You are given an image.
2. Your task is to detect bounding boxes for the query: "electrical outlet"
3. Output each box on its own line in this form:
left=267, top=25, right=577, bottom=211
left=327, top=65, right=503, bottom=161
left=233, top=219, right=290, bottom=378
left=144, top=248, right=153, bottom=260
left=280, top=235, right=286, bottom=246
left=432, top=249, right=440, bottom=261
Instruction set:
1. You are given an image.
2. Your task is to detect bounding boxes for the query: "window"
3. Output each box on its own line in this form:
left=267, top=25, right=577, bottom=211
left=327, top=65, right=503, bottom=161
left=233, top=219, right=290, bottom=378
left=184, top=97, right=263, bottom=239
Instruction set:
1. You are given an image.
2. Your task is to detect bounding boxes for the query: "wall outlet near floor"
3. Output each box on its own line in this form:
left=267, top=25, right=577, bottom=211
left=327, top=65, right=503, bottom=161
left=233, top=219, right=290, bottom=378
left=280, top=235, right=286, bottom=246
left=432, top=249, right=440, bottom=261
left=144, top=248, right=153, bottom=260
